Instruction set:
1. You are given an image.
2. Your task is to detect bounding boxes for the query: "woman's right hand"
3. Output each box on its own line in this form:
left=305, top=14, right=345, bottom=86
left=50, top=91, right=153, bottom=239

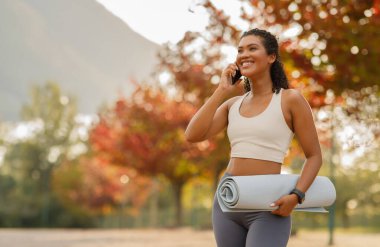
left=216, top=63, right=243, bottom=94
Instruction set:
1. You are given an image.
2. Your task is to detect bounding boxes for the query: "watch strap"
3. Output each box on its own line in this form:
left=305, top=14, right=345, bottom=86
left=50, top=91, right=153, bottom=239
left=289, top=188, right=305, bottom=204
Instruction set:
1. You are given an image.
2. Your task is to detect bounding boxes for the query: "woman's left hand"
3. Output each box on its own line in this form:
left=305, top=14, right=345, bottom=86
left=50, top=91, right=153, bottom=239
left=270, top=194, right=299, bottom=217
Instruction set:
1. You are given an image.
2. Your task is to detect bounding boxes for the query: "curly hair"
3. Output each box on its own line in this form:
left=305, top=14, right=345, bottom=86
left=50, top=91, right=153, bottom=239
left=240, top=28, right=289, bottom=94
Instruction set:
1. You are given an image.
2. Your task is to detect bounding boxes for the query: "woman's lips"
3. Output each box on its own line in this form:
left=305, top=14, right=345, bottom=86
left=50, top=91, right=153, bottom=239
left=241, top=61, right=254, bottom=69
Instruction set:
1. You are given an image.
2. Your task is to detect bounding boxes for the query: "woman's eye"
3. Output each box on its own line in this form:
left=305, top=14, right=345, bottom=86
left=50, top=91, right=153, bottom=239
left=237, top=47, right=256, bottom=53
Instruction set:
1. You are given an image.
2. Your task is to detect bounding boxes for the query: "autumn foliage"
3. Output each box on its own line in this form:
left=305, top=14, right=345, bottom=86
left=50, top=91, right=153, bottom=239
left=76, top=0, right=379, bottom=226
left=90, top=85, right=215, bottom=177
left=88, top=84, right=220, bottom=225
left=53, top=155, right=152, bottom=215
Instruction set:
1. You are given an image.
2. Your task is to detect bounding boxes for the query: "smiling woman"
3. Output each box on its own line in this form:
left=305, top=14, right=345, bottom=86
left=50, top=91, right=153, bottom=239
left=185, top=28, right=323, bottom=247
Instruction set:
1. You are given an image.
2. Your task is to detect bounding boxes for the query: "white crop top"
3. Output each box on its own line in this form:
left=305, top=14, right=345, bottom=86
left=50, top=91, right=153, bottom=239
left=227, top=88, right=294, bottom=163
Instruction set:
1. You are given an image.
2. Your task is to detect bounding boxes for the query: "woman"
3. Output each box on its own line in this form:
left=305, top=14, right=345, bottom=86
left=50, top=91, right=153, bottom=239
left=185, top=28, right=322, bottom=247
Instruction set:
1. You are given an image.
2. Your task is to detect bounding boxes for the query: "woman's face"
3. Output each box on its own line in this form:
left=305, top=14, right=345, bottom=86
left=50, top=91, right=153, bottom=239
left=236, top=35, right=275, bottom=79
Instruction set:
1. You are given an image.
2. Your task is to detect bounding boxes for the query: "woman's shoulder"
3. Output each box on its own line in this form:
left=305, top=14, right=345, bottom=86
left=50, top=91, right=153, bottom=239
left=225, top=93, right=246, bottom=110
left=282, top=88, right=307, bottom=104
left=282, top=88, right=312, bottom=114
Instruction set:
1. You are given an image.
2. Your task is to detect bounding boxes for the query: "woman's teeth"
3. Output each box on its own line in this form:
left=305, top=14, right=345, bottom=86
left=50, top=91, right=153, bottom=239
left=241, top=61, right=254, bottom=68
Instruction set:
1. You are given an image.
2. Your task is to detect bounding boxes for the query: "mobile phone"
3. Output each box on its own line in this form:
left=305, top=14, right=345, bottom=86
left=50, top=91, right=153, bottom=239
left=231, top=69, right=242, bottom=85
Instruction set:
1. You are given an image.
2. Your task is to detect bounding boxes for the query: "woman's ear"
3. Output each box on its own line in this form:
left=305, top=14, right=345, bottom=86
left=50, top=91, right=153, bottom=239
left=268, top=54, right=276, bottom=64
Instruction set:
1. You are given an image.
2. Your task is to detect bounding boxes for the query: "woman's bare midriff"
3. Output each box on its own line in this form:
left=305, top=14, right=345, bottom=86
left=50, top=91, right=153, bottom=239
left=225, top=157, right=282, bottom=176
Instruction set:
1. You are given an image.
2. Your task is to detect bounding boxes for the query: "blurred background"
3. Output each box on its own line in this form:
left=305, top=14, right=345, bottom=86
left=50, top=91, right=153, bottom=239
left=0, top=0, right=379, bottom=246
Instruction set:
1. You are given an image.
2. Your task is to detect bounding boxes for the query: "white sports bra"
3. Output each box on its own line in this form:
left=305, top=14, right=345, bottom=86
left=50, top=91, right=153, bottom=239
left=226, top=88, right=294, bottom=163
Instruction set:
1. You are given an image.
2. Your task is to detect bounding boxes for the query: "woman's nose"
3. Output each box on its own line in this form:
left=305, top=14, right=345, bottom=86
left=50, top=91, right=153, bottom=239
left=237, top=52, right=250, bottom=60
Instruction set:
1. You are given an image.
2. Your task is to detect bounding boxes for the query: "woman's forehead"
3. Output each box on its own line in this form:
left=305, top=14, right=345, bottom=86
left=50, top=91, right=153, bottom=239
left=238, top=35, right=263, bottom=48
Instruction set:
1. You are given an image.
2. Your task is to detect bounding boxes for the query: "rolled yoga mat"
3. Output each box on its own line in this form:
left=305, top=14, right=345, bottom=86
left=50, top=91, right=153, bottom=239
left=216, top=174, right=336, bottom=213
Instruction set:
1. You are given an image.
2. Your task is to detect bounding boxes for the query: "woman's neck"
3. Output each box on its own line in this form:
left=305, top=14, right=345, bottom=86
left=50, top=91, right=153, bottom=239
left=248, top=73, right=273, bottom=96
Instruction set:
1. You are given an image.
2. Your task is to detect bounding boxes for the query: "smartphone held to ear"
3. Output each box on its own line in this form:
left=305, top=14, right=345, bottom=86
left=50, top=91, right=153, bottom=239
left=231, top=69, right=242, bottom=85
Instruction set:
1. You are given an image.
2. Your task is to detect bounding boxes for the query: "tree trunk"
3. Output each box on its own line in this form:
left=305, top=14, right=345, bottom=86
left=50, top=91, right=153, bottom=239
left=342, top=208, right=350, bottom=228
left=149, top=178, right=159, bottom=227
left=172, top=182, right=184, bottom=227
left=213, top=170, right=219, bottom=193
left=41, top=167, right=52, bottom=227
left=213, top=161, right=227, bottom=192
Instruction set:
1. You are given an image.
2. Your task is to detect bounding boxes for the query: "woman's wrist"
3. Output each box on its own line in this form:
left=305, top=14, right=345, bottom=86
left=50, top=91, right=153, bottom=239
left=288, top=193, right=300, bottom=204
left=213, top=87, right=229, bottom=101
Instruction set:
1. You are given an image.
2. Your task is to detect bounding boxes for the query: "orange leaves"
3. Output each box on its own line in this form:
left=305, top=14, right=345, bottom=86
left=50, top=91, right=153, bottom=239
left=89, top=84, right=213, bottom=181
left=52, top=155, right=152, bottom=215
left=374, top=0, right=380, bottom=15
left=88, top=84, right=217, bottom=225
left=89, top=118, right=115, bottom=153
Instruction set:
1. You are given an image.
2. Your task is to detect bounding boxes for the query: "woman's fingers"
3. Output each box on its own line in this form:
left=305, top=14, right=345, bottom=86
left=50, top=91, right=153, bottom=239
left=222, top=64, right=239, bottom=83
left=228, top=63, right=239, bottom=75
left=217, top=63, right=241, bottom=92
left=226, top=63, right=238, bottom=73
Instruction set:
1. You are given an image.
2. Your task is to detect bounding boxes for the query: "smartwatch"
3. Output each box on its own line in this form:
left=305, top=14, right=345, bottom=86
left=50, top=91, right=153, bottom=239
left=289, top=188, right=305, bottom=204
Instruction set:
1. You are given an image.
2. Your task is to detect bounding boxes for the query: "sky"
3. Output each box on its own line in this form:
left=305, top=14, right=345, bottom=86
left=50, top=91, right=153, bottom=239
left=95, top=0, right=244, bottom=44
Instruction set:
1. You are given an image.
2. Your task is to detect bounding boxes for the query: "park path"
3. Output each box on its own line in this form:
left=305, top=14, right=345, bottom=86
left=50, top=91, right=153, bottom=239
left=0, top=228, right=379, bottom=247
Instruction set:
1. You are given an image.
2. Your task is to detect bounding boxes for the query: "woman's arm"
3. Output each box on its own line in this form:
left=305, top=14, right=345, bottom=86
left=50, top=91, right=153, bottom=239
left=185, top=88, right=228, bottom=142
left=271, top=89, right=322, bottom=216
left=289, top=89, right=322, bottom=193
left=185, top=63, right=241, bottom=142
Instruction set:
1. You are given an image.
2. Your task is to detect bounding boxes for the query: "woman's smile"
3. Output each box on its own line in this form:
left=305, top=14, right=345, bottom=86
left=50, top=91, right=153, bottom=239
left=240, top=60, right=255, bottom=69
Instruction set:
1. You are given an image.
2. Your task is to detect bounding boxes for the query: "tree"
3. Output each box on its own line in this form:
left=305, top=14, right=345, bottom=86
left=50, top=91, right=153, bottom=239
left=90, top=84, right=215, bottom=226
left=159, top=0, right=379, bottom=108
left=52, top=154, right=152, bottom=217
left=1, top=82, right=78, bottom=226
left=250, top=0, right=380, bottom=92
left=315, top=86, right=379, bottom=228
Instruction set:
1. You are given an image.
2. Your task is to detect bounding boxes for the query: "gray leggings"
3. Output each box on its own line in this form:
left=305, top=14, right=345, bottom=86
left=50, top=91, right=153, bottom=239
left=212, top=173, right=292, bottom=247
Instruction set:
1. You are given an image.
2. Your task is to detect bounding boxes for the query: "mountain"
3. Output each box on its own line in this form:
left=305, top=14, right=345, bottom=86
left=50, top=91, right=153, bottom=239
left=0, top=0, right=161, bottom=121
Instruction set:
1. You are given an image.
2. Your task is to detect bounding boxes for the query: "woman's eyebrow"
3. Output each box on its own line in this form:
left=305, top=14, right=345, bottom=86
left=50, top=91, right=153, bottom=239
left=238, top=43, right=260, bottom=49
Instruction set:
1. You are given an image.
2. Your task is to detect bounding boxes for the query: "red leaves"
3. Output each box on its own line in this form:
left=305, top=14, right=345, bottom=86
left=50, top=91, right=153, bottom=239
left=374, top=0, right=380, bottom=15
left=88, top=84, right=214, bottom=184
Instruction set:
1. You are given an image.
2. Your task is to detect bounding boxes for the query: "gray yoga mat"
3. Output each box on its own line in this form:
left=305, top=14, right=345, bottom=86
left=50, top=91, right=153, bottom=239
left=217, top=174, right=336, bottom=213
